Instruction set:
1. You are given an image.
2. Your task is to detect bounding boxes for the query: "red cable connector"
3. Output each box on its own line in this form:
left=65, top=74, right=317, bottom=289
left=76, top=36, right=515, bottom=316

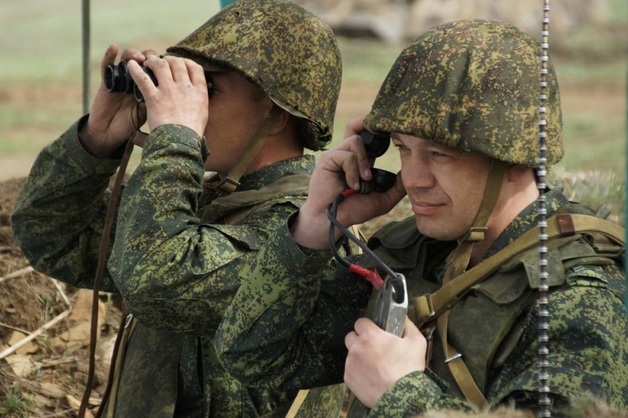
left=348, top=264, right=384, bottom=290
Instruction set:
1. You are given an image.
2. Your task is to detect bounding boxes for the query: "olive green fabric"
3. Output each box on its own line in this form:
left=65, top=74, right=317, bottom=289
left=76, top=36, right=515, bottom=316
left=214, top=188, right=627, bottom=416
left=11, top=118, right=321, bottom=417
left=364, top=19, right=563, bottom=167
left=167, top=0, right=342, bottom=151
left=213, top=18, right=623, bottom=417
left=287, top=385, right=348, bottom=418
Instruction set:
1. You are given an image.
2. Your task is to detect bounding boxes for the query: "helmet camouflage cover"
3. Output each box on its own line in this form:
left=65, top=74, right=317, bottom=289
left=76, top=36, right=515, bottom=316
left=166, top=0, right=342, bottom=151
left=365, top=19, right=563, bottom=167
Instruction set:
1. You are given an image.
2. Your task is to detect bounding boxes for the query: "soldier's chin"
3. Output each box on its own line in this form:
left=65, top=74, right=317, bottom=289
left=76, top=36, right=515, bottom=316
left=415, top=219, right=461, bottom=241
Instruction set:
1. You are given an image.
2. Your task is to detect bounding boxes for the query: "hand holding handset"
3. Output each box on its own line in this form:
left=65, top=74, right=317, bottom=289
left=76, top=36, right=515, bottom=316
left=358, top=131, right=397, bottom=193
left=335, top=132, right=406, bottom=417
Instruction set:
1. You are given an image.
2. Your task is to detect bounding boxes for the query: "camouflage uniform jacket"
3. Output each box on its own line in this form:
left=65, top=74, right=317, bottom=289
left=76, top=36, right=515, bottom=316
left=215, top=188, right=628, bottom=416
left=11, top=118, right=318, bottom=417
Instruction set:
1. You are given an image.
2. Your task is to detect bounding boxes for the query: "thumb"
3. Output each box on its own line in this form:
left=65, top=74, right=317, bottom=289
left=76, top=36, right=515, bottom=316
left=402, top=316, right=423, bottom=341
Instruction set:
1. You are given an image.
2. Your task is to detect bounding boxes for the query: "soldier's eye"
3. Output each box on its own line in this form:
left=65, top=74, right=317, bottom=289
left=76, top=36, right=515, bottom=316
left=205, top=74, right=216, bottom=97
left=207, top=80, right=215, bottom=97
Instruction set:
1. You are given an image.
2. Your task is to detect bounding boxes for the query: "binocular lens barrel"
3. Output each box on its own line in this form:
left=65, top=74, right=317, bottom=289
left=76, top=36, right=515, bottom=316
left=104, top=61, right=133, bottom=94
left=104, top=61, right=155, bottom=102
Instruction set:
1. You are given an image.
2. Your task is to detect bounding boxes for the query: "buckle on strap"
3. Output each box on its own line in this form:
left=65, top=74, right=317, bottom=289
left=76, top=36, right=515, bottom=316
left=466, top=226, right=488, bottom=242
left=124, top=313, right=134, bottom=329
left=557, top=214, right=576, bottom=236
left=445, top=352, right=463, bottom=363
left=415, top=293, right=436, bottom=326
left=216, top=177, right=241, bottom=194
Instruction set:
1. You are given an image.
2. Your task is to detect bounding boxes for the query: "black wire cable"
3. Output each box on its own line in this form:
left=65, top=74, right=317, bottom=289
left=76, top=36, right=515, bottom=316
left=326, top=189, right=403, bottom=293
left=327, top=192, right=351, bottom=269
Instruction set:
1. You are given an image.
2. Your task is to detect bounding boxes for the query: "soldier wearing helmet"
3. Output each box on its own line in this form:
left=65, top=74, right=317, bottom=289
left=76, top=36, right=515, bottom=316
left=12, top=0, right=343, bottom=416
left=214, top=19, right=628, bottom=416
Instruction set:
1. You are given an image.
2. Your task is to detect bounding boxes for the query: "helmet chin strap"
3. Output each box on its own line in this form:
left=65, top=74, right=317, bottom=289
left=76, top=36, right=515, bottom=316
left=210, top=105, right=282, bottom=195
left=444, top=158, right=509, bottom=281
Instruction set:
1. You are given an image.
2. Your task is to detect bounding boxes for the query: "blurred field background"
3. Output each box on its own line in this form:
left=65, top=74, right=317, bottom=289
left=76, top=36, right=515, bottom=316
left=0, top=0, right=626, bottom=223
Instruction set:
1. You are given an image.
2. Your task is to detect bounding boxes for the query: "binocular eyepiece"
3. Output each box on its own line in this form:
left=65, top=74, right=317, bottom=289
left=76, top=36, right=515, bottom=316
left=104, top=61, right=156, bottom=102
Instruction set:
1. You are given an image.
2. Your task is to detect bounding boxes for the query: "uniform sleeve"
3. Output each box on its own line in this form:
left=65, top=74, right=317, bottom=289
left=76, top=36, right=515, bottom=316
left=11, top=118, right=123, bottom=292
left=107, top=125, right=304, bottom=335
left=370, top=369, right=470, bottom=416
left=214, top=217, right=372, bottom=391
left=488, top=263, right=628, bottom=413
left=372, top=263, right=628, bottom=416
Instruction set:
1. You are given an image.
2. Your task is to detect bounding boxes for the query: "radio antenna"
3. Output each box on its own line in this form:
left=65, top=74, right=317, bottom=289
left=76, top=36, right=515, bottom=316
left=537, top=1, right=552, bottom=417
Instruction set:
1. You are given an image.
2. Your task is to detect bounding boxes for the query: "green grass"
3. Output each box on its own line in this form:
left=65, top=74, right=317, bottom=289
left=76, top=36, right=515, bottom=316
left=0, top=384, right=35, bottom=418
left=338, top=37, right=404, bottom=83
left=0, top=0, right=217, bottom=82
left=562, top=115, right=626, bottom=174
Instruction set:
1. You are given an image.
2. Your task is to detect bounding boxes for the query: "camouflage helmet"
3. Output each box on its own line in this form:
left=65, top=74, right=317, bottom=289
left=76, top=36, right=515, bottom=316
left=166, top=0, right=342, bottom=151
left=364, top=19, right=563, bottom=167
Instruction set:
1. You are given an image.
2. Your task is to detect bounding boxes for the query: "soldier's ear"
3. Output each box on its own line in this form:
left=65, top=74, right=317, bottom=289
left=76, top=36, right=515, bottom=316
left=268, top=107, right=290, bottom=136
left=506, top=164, right=534, bottom=183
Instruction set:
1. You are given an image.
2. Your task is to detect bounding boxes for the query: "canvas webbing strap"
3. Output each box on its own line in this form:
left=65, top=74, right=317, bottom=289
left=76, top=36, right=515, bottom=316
left=103, top=314, right=137, bottom=418
left=438, top=308, right=488, bottom=410
left=440, top=160, right=508, bottom=285
left=285, top=390, right=309, bottom=418
left=425, top=212, right=624, bottom=412
left=213, top=106, right=282, bottom=195
left=81, top=138, right=135, bottom=418
left=432, top=160, right=507, bottom=412
left=414, top=213, right=625, bottom=327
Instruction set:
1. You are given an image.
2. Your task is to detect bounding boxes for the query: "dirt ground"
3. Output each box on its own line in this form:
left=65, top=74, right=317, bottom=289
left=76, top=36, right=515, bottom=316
left=0, top=177, right=124, bottom=417
left=0, top=73, right=625, bottom=417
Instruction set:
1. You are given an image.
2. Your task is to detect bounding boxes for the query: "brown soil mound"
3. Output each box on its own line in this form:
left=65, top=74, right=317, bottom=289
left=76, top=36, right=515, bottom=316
left=0, top=177, right=122, bottom=418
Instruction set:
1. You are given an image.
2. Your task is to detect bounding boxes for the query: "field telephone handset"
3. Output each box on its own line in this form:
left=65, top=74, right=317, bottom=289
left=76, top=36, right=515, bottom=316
left=326, top=132, right=406, bottom=417
left=357, top=131, right=397, bottom=194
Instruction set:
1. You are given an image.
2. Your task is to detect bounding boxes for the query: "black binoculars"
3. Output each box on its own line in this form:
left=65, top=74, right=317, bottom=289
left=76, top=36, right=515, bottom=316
left=104, top=61, right=215, bottom=102
left=104, top=61, right=156, bottom=102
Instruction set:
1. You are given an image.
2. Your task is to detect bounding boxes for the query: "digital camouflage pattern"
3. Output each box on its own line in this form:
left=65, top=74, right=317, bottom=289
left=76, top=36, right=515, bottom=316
left=215, top=187, right=628, bottom=416
left=11, top=119, right=321, bottom=417
left=12, top=0, right=345, bottom=415
left=212, top=17, right=625, bottom=418
left=364, top=19, right=564, bottom=167
left=286, top=385, right=348, bottom=417
left=167, top=0, right=342, bottom=151
left=415, top=396, right=628, bottom=418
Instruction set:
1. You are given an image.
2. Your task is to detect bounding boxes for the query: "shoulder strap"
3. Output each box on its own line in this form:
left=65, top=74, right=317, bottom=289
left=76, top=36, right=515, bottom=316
left=413, top=213, right=624, bottom=326
left=203, top=173, right=311, bottom=224
left=285, top=390, right=309, bottom=418
left=423, top=213, right=623, bottom=412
